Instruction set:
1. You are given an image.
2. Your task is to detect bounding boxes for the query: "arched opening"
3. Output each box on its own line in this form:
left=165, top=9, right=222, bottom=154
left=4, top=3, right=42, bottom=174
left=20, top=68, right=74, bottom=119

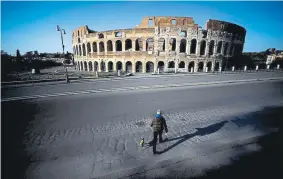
left=116, top=40, right=122, bottom=51
left=209, top=40, right=215, bottom=55
left=198, top=62, right=204, bottom=72
left=146, top=38, right=154, bottom=51
left=93, top=61, right=98, bottom=71
left=99, top=42, right=104, bottom=52
left=188, top=61, right=195, bottom=72
left=146, top=61, right=154, bottom=73
left=116, top=61, right=122, bottom=71
left=180, top=39, right=186, bottom=53
left=206, top=61, right=212, bottom=71
left=79, top=45, right=82, bottom=56
left=82, top=44, right=86, bottom=56
left=200, top=40, right=206, bottom=55
left=88, top=61, right=93, bottom=71
left=100, top=61, right=105, bottom=72
left=223, top=42, right=229, bottom=56
left=125, top=39, right=132, bottom=51
left=135, top=61, right=142, bottom=73
left=168, top=61, right=175, bottom=68
left=84, top=61, right=87, bottom=71
left=107, top=40, right=113, bottom=51
left=179, top=61, right=185, bottom=68
left=215, top=62, right=220, bottom=71
left=170, top=38, right=176, bottom=51
left=92, top=42, right=97, bottom=52
left=217, top=41, right=222, bottom=54
left=135, top=38, right=142, bottom=51
left=190, top=39, right=197, bottom=54
left=87, top=43, right=91, bottom=54
left=159, top=38, right=165, bottom=51
left=126, top=61, right=132, bottom=73
left=108, top=61, right=113, bottom=72
left=157, top=61, right=165, bottom=72
left=80, top=61, right=83, bottom=71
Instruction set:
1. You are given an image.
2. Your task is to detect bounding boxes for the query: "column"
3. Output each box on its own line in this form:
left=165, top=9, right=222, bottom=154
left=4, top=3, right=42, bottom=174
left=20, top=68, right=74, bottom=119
left=104, top=41, right=108, bottom=53
left=196, top=41, right=201, bottom=56
left=87, top=61, right=90, bottom=71
left=123, top=61, right=126, bottom=72
left=176, top=40, right=180, bottom=54
left=97, top=44, right=100, bottom=54
left=194, top=62, right=199, bottom=72
left=205, top=42, right=210, bottom=56
left=211, top=61, right=215, bottom=72
left=132, top=62, right=136, bottom=73
left=98, top=60, right=101, bottom=72
left=213, top=43, right=218, bottom=55
left=186, top=40, right=191, bottom=55
left=203, top=62, right=207, bottom=72
left=105, top=61, right=109, bottom=72
left=113, top=41, right=116, bottom=52
left=164, top=60, right=168, bottom=72
left=122, top=40, right=126, bottom=52
left=142, top=61, right=146, bottom=73
left=227, top=43, right=232, bottom=57
left=132, top=40, right=136, bottom=52
left=221, top=42, right=225, bottom=55
left=185, top=60, right=189, bottom=72
left=143, top=40, right=146, bottom=51
left=113, top=61, right=117, bottom=72
left=154, top=59, right=158, bottom=73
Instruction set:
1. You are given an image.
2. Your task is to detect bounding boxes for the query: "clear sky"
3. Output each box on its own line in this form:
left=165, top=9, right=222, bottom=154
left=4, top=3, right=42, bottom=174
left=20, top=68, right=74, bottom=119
left=2, top=1, right=283, bottom=55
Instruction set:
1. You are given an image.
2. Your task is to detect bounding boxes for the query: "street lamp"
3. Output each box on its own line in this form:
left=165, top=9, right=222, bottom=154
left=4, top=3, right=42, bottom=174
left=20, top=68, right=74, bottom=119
left=56, top=25, right=70, bottom=83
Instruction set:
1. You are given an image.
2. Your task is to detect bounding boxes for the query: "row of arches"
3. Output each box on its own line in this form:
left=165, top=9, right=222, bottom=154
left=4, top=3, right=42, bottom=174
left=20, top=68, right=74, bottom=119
left=76, top=60, right=220, bottom=73
left=73, top=39, right=237, bottom=57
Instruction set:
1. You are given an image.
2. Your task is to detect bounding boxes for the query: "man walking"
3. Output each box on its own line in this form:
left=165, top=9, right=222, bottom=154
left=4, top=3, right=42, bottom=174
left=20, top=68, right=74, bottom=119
left=150, top=109, right=168, bottom=155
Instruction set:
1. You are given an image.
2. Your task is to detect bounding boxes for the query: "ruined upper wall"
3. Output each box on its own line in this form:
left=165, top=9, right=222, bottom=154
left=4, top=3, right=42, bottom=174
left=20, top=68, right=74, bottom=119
left=206, top=20, right=246, bottom=37
left=136, top=16, right=197, bottom=28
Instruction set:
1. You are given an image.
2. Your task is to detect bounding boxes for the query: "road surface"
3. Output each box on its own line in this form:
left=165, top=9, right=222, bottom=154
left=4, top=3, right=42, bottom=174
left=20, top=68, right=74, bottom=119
left=2, top=77, right=283, bottom=179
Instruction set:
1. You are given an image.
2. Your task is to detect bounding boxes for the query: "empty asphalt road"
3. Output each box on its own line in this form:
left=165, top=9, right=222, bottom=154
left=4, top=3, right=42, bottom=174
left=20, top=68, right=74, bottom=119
left=2, top=78, right=283, bottom=179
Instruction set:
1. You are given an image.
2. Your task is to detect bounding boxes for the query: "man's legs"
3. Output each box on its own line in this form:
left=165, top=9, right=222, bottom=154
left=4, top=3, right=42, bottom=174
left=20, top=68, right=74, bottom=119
left=158, top=130, right=163, bottom=143
left=152, top=131, right=158, bottom=154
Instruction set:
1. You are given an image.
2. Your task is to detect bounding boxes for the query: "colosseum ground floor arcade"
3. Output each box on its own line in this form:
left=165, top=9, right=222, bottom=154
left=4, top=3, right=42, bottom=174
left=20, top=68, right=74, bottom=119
left=74, top=58, right=222, bottom=73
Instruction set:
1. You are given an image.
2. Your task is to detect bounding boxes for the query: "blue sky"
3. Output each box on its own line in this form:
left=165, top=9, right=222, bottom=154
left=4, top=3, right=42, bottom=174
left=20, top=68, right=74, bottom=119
left=2, top=1, right=283, bottom=55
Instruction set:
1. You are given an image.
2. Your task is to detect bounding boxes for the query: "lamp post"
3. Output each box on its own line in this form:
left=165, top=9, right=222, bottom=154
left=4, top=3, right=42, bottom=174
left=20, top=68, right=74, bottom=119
left=56, top=25, right=70, bottom=83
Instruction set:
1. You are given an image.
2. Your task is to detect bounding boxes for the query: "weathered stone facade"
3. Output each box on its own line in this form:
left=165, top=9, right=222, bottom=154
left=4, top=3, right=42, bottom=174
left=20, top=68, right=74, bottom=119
left=72, top=16, right=246, bottom=73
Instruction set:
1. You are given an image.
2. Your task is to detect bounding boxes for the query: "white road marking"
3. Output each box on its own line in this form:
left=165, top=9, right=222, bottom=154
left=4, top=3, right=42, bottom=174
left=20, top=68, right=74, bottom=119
left=2, top=77, right=283, bottom=102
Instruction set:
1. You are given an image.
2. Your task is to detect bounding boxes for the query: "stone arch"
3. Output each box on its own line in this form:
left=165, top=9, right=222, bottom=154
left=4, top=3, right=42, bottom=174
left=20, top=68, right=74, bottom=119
left=80, top=61, right=83, bottom=71
left=146, top=61, right=154, bottom=73
left=107, top=40, right=113, bottom=51
left=200, top=40, right=206, bottom=55
left=99, top=42, right=105, bottom=52
left=188, top=61, right=195, bottom=72
left=88, top=61, right=93, bottom=71
left=82, top=43, right=86, bottom=56
left=198, top=62, right=204, bottom=72
left=179, top=61, right=185, bottom=68
left=217, top=41, right=222, bottom=54
left=170, top=38, right=176, bottom=51
left=159, top=38, right=165, bottom=51
left=180, top=39, right=186, bottom=53
left=87, top=43, right=91, bottom=54
left=135, top=38, right=142, bottom=51
left=108, top=61, right=113, bottom=72
left=168, top=61, right=175, bottom=68
left=116, top=61, right=122, bottom=71
left=92, top=42, right=97, bottom=52
left=215, top=62, right=220, bottom=71
left=146, top=38, right=154, bottom=51
left=83, top=61, right=87, bottom=71
left=100, top=60, right=106, bottom=71
left=190, top=39, right=197, bottom=54
left=158, top=61, right=165, bottom=72
left=209, top=40, right=215, bottom=55
left=206, top=61, right=212, bottom=71
left=93, top=61, right=98, bottom=71
left=223, top=42, right=229, bottom=56
left=126, top=61, right=132, bottom=73
left=125, top=39, right=132, bottom=51
left=116, top=40, right=122, bottom=51
left=135, top=61, right=143, bottom=73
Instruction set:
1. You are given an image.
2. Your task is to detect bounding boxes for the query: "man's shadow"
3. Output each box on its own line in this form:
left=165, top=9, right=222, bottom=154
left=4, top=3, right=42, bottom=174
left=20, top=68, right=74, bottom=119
left=155, top=120, right=228, bottom=154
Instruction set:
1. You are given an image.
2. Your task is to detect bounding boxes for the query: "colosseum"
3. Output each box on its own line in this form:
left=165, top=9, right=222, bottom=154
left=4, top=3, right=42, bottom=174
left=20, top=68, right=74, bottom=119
left=72, top=16, right=246, bottom=74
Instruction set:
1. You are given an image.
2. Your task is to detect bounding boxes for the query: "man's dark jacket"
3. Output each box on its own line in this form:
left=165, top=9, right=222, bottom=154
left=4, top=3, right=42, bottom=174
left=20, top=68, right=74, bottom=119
left=150, top=115, right=168, bottom=133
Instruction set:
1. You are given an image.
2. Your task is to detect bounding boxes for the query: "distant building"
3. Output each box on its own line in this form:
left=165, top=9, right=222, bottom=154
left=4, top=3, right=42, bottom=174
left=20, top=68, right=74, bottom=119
left=266, top=52, right=283, bottom=64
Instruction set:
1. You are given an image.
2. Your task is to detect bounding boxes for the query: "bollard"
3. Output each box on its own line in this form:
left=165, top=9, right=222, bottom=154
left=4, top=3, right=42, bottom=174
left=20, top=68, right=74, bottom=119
left=175, top=67, right=177, bottom=74
left=256, top=65, right=259, bottom=71
left=118, top=70, right=121, bottom=77
left=232, top=66, right=235, bottom=72
left=96, top=71, right=98, bottom=78
left=157, top=68, right=160, bottom=74
left=277, top=64, right=280, bottom=70
left=205, top=67, right=208, bottom=73
left=191, top=67, right=193, bottom=73
left=267, top=65, right=270, bottom=70
left=244, top=66, right=247, bottom=71
left=219, top=67, right=222, bottom=73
